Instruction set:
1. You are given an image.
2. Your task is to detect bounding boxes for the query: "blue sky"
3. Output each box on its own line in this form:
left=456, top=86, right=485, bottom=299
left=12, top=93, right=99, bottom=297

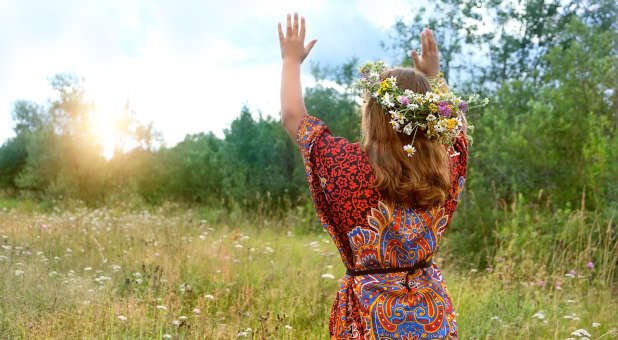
left=0, top=0, right=413, bottom=149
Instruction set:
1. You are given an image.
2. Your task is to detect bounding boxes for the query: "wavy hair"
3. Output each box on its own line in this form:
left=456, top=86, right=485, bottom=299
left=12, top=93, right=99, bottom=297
left=361, top=67, right=450, bottom=209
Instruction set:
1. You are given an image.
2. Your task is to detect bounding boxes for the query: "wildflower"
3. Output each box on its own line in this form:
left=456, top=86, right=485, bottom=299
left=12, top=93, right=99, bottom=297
left=403, top=123, right=414, bottom=135
left=163, top=334, right=172, bottom=339
left=571, top=329, right=591, bottom=337
left=383, top=93, right=395, bottom=107
left=264, top=246, right=274, bottom=253
left=486, top=267, right=493, bottom=272
left=135, top=278, right=143, bottom=284
left=531, top=312, right=545, bottom=320
left=285, top=325, right=293, bottom=330
left=321, top=273, right=335, bottom=279
left=156, top=305, right=168, bottom=310
left=111, top=265, right=121, bottom=272
left=0, top=255, right=7, bottom=261
left=555, top=281, right=562, bottom=290
left=586, top=262, right=594, bottom=269
left=429, top=103, right=438, bottom=113
left=592, top=322, right=600, bottom=327
left=118, top=315, right=127, bottom=321
left=2, top=245, right=12, bottom=250
left=25, top=250, right=31, bottom=256
left=204, top=294, right=215, bottom=300
left=398, top=96, right=410, bottom=105
left=41, top=224, right=48, bottom=229
left=470, top=268, right=478, bottom=273
left=459, top=101, right=468, bottom=113
left=566, top=269, right=576, bottom=278
left=193, top=308, right=201, bottom=314
left=496, top=257, right=503, bottom=263
left=15, top=270, right=24, bottom=276
left=172, top=320, right=180, bottom=326
left=538, top=280, right=545, bottom=287
left=437, top=102, right=452, bottom=117
left=403, top=144, right=416, bottom=157
left=566, top=299, right=576, bottom=303
left=178, top=315, right=188, bottom=320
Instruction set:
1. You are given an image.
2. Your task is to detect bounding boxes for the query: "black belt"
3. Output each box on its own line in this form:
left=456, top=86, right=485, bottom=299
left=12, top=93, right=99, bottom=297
left=345, top=259, right=433, bottom=276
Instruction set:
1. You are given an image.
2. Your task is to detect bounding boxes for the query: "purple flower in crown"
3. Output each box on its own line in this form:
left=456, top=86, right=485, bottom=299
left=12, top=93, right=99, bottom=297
left=437, top=101, right=452, bottom=117
left=398, top=96, right=410, bottom=105
left=459, top=101, right=468, bottom=113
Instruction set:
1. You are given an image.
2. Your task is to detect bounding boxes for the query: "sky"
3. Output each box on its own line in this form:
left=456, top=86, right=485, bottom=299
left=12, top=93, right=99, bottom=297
left=0, top=0, right=414, bottom=150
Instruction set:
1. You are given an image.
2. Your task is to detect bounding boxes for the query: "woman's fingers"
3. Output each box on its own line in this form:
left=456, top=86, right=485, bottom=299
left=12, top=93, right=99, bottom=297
left=411, top=50, right=421, bottom=67
left=286, top=14, right=292, bottom=37
left=278, top=23, right=284, bottom=43
left=293, top=13, right=299, bottom=36
left=300, top=16, right=305, bottom=40
left=427, top=29, right=437, bottom=53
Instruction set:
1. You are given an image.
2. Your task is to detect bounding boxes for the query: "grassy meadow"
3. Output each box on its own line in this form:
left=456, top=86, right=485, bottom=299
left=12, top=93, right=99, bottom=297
left=0, top=200, right=616, bottom=339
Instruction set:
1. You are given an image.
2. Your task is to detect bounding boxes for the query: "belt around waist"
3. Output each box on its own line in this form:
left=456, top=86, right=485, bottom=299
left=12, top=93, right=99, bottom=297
left=345, top=259, right=433, bottom=276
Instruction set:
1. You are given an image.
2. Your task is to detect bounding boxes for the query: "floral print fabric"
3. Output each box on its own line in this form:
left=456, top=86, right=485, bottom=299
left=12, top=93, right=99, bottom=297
left=297, top=114, right=468, bottom=339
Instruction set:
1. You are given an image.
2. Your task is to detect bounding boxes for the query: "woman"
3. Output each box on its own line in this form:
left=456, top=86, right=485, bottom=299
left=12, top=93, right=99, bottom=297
left=278, top=13, right=467, bottom=339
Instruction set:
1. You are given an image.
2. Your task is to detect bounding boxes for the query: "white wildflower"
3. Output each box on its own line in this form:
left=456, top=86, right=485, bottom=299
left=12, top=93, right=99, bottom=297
left=178, top=315, right=188, bottom=320
left=118, top=315, right=127, bottom=321
left=592, top=322, right=600, bottom=327
left=321, top=273, right=335, bottom=279
left=403, top=144, right=416, bottom=157
left=285, top=325, right=293, bottom=330
left=84, top=267, right=92, bottom=271
left=531, top=312, right=545, bottom=320
left=204, top=294, right=215, bottom=300
left=172, top=320, right=180, bottom=326
left=382, top=93, right=394, bottom=107
left=403, top=123, right=414, bottom=135
left=156, top=305, right=168, bottom=310
left=571, top=329, right=591, bottom=337
left=192, top=308, right=201, bottom=314
left=163, top=334, right=172, bottom=339
left=15, top=269, right=24, bottom=276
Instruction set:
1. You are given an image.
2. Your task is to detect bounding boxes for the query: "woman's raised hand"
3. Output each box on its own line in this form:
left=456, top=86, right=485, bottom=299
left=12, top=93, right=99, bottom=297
left=278, top=13, right=317, bottom=64
left=411, top=28, right=440, bottom=77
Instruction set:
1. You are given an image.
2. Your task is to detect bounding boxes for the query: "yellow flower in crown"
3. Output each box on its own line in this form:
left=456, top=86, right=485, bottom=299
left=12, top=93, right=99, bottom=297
left=377, top=79, right=391, bottom=95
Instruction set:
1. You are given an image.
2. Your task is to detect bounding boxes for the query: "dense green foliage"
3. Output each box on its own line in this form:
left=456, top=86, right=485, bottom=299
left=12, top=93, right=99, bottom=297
left=0, top=1, right=615, bottom=263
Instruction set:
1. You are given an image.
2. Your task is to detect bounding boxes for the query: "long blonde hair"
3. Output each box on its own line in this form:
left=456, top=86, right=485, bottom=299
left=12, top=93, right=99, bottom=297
left=361, top=67, right=450, bottom=209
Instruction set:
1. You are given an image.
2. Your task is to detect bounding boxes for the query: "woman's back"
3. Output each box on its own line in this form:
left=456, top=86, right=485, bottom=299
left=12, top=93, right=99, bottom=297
left=298, top=114, right=467, bottom=339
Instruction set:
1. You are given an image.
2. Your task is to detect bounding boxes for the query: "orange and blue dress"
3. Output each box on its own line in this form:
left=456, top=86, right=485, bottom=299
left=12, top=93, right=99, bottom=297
left=296, top=113, right=467, bottom=339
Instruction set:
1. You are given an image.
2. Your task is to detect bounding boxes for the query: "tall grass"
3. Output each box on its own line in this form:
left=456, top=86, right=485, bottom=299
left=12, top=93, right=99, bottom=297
left=0, top=199, right=615, bottom=339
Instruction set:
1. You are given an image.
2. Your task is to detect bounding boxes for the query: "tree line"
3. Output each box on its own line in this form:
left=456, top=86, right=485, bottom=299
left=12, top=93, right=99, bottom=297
left=0, top=0, right=615, bottom=217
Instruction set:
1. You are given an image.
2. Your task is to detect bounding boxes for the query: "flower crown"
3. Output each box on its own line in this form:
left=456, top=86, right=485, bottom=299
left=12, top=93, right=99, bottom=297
left=354, top=61, right=488, bottom=157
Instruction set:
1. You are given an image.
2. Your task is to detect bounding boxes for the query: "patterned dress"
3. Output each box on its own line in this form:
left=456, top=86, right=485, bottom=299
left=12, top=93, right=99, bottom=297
left=296, top=113, right=468, bottom=339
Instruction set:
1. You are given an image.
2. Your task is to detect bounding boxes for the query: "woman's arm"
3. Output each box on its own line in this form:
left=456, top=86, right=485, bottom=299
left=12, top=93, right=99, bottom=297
left=278, top=13, right=317, bottom=141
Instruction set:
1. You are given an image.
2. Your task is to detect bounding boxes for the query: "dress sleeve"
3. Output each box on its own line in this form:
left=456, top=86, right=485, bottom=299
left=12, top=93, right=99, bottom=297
left=296, top=114, right=354, bottom=268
